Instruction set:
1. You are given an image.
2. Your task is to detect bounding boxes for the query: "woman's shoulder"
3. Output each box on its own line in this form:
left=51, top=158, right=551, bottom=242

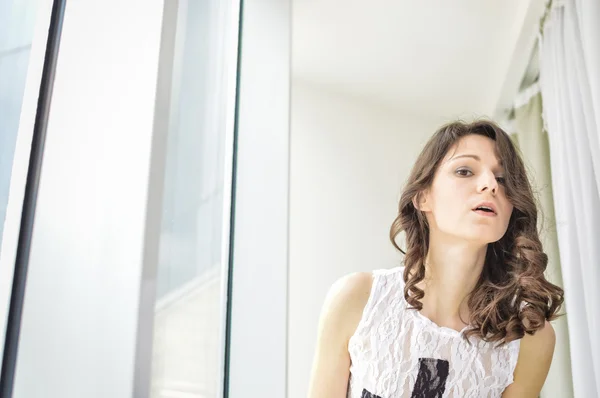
left=320, top=267, right=404, bottom=341
left=500, top=321, right=556, bottom=396
left=324, top=271, right=374, bottom=315
left=316, top=272, right=372, bottom=344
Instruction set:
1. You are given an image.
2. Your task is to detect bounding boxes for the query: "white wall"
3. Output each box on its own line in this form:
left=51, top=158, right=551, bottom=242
left=288, top=80, right=441, bottom=398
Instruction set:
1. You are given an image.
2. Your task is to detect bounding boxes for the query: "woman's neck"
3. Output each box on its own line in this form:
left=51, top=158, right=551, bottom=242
left=416, top=234, right=488, bottom=330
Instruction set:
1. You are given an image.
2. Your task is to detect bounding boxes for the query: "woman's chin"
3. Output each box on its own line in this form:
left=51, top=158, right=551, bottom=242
left=460, top=229, right=504, bottom=245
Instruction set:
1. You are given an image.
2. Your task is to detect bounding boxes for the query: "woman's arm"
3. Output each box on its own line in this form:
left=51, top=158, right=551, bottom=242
left=502, top=321, right=556, bottom=398
left=307, top=272, right=373, bottom=398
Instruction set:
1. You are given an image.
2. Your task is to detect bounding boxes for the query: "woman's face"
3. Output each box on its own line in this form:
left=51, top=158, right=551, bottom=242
left=419, top=134, right=514, bottom=244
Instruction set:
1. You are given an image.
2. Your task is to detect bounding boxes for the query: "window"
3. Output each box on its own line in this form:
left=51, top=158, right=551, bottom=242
left=0, top=0, right=40, bottom=250
left=150, top=0, right=240, bottom=396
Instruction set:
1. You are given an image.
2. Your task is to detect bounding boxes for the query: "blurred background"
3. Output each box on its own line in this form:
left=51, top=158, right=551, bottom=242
left=0, top=0, right=598, bottom=397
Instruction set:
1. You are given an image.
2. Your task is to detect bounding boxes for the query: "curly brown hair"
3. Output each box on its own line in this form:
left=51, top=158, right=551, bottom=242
left=389, top=119, right=564, bottom=344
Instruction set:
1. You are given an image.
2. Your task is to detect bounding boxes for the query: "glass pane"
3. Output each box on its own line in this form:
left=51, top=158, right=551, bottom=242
left=0, top=0, right=40, bottom=258
left=150, top=0, right=239, bottom=396
left=0, top=0, right=39, bottom=51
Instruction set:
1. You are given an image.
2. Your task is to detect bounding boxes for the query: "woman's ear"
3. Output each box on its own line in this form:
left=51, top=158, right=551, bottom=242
left=413, top=190, right=431, bottom=212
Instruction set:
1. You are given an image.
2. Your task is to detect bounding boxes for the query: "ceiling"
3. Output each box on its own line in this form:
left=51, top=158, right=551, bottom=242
left=292, top=0, right=546, bottom=120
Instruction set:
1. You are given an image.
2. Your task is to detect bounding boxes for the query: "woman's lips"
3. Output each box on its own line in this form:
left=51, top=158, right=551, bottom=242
left=472, top=209, right=497, bottom=217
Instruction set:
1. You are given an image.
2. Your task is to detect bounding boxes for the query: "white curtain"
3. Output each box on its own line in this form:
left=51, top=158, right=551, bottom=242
left=539, top=0, right=600, bottom=397
left=513, top=90, right=573, bottom=398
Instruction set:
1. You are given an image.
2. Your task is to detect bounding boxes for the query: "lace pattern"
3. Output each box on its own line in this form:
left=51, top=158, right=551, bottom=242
left=347, top=267, right=521, bottom=398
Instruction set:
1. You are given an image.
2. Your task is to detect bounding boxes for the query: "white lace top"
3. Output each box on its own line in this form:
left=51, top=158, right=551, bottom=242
left=347, top=267, right=521, bottom=398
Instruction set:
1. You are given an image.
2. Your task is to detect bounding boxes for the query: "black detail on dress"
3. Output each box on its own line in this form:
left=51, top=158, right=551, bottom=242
left=361, top=389, right=382, bottom=398
left=410, top=358, right=450, bottom=398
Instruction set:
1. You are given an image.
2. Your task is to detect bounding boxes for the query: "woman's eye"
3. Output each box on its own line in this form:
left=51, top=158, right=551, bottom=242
left=496, top=176, right=506, bottom=185
left=456, top=169, right=473, bottom=177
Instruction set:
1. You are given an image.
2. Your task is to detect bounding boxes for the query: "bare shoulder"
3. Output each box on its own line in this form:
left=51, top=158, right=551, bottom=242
left=308, top=272, right=374, bottom=397
left=502, top=321, right=556, bottom=397
left=318, top=272, right=374, bottom=341
left=326, top=272, right=373, bottom=306
left=522, top=320, right=556, bottom=348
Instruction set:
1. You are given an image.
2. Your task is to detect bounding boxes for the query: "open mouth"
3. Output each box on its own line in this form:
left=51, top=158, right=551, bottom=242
left=473, top=206, right=496, bottom=215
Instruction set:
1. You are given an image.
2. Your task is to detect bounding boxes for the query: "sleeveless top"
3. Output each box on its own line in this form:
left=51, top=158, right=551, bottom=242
left=347, top=267, right=521, bottom=398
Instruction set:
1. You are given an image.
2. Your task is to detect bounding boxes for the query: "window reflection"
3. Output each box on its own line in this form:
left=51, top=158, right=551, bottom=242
left=0, top=1, right=40, bottom=257
left=150, top=0, right=238, bottom=396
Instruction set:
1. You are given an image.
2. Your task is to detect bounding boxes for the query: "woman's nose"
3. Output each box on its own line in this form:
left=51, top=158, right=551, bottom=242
left=478, top=171, right=498, bottom=195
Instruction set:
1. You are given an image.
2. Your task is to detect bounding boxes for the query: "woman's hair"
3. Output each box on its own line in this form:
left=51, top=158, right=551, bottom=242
left=390, top=119, right=564, bottom=344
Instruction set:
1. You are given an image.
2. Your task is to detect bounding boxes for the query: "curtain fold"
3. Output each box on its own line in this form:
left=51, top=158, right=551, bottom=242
left=539, top=1, right=600, bottom=396
left=513, top=92, right=573, bottom=398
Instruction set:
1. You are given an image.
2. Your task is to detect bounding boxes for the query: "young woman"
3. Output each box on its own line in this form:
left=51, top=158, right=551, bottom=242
left=307, top=120, right=564, bottom=398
